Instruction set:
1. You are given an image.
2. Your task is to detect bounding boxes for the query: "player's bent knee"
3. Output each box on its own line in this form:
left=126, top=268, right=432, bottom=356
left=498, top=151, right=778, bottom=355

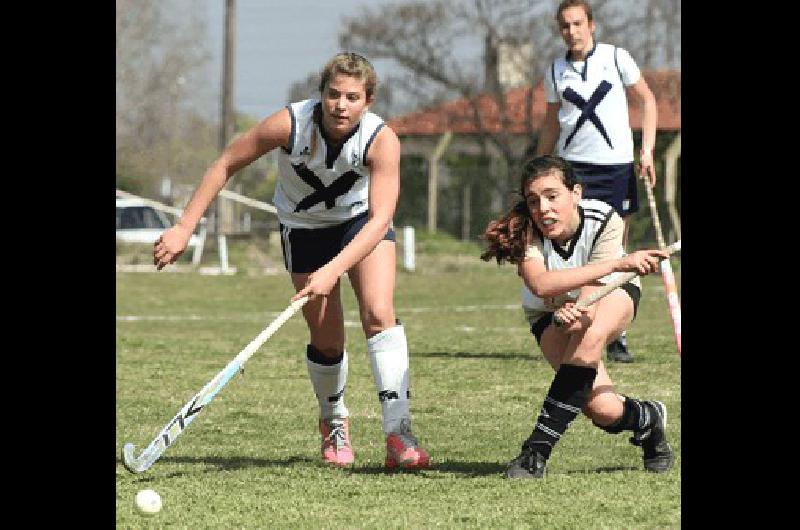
left=360, top=307, right=396, bottom=336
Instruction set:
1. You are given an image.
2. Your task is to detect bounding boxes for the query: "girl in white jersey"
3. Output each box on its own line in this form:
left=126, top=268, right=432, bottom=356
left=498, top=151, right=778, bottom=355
left=481, top=155, right=674, bottom=479
left=153, top=53, right=429, bottom=471
left=536, top=0, right=660, bottom=363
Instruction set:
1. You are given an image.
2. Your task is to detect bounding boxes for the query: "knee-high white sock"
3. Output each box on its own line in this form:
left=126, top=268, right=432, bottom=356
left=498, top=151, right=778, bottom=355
left=306, top=350, right=349, bottom=420
left=367, top=324, right=411, bottom=434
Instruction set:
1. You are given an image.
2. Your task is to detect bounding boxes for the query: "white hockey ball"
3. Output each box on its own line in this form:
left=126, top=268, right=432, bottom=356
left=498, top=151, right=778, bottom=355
left=135, top=489, right=162, bottom=515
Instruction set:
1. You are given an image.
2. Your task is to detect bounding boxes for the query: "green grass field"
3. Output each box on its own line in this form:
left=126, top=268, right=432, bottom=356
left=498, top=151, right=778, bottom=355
left=116, top=257, right=680, bottom=528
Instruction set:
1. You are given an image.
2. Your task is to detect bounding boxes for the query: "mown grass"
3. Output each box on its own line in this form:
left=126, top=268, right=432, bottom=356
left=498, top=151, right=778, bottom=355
left=116, top=258, right=680, bottom=528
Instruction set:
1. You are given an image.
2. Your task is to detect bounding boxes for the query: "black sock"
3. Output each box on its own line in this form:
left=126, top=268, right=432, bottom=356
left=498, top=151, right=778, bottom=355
left=306, top=344, right=343, bottom=366
left=524, top=364, right=597, bottom=459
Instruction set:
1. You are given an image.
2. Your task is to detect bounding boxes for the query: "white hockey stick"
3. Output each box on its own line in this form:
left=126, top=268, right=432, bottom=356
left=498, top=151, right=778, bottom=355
left=122, top=295, right=310, bottom=474
left=553, top=240, right=681, bottom=326
left=642, top=176, right=682, bottom=355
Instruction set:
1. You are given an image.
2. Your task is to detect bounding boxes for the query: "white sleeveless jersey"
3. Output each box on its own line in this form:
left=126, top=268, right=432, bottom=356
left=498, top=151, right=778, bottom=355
left=544, top=42, right=640, bottom=164
left=273, top=99, right=385, bottom=229
left=521, top=199, right=637, bottom=312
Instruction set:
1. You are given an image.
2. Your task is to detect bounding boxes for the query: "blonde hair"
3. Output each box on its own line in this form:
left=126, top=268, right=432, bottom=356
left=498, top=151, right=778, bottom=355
left=318, top=52, right=378, bottom=101
left=306, top=53, right=377, bottom=160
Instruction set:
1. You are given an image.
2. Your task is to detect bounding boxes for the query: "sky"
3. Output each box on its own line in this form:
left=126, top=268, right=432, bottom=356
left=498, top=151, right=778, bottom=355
left=191, top=0, right=678, bottom=123
left=202, top=0, right=401, bottom=121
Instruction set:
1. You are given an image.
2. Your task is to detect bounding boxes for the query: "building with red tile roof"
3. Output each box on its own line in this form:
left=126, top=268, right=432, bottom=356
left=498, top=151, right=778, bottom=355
left=387, top=70, right=680, bottom=137
left=385, top=70, right=680, bottom=235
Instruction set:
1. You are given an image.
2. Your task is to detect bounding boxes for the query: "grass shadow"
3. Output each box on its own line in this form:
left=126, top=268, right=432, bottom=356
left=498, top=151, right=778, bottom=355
left=116, top=455, right=641, bottom=480
left=117, top=454, right=509, bottom=479
left=416, top=351, right=540, bottom=361
left=424, top=459, right=508, bottom=476
left=565, top=465, right=640, bottom=475
left=345, top=459, right=506, bottom=477
left=116, top=454, right=318, bottom=479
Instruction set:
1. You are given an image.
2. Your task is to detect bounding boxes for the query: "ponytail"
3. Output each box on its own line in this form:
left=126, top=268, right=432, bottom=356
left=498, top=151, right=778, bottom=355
left=480, top=200, right=538, bottom=264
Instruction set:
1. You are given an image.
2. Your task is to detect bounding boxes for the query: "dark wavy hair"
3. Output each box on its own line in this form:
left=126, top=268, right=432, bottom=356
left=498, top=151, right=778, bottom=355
left=480, top=155, right=579, bottom=264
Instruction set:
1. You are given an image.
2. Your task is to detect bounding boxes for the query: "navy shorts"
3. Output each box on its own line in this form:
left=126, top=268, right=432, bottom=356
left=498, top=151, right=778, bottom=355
left=279, top=211, right=396, bottom=273
left=529, top=283, right=641, bottom=345
left=568, top=161, right=639, bottom=217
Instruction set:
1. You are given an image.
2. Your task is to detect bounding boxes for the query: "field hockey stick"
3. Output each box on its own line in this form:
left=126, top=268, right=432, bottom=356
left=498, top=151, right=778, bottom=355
left=553, top=240, right=681, bottom=326
left=642, top=175, right=682, bottom=355
left=122, top=295, right=310, bottom=474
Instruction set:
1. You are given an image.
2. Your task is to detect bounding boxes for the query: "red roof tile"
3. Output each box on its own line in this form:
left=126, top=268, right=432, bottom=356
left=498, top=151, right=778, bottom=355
left=387, top=70, right=680, bottom=136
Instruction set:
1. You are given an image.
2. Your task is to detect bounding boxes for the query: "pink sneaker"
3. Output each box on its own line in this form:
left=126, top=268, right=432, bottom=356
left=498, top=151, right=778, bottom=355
left=320, top=417, right=354, bottom=467
left=385, top=420, right=430, bottom=470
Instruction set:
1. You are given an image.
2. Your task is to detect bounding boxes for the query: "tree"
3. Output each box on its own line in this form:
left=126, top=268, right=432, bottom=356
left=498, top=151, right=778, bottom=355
left=116, top=0, right=215, bottom=197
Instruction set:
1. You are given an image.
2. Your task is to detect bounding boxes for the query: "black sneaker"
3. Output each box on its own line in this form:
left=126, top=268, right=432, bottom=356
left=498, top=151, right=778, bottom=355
left=606, top=338, right=634, bottom=363
left=630, top=400, right=675, bottom=473
left=505, top=446, right=547, bottom=479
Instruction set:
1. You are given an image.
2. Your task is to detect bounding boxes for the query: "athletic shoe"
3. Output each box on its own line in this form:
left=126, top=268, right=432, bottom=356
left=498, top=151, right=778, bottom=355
left=606, top=338, right=634, bottom=363
left=505, top=446, right=547, bottom=479
left=630, top=400, right=675, bottom=473
left=385, top=419, right=430, bottom=470
left=319, top=417, right=354, bottom=467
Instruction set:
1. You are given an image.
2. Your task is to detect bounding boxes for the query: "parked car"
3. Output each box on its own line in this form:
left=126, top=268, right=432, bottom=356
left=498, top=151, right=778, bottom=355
left=116, top=197, right=202, bottom=247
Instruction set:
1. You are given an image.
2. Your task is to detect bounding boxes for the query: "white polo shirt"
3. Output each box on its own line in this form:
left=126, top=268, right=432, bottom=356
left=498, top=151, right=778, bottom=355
left=544, top=42, right=640, bottom=164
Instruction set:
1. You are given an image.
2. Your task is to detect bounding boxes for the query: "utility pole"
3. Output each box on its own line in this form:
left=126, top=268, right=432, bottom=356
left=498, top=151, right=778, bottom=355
left=220, top=0, right=235, bottom=155
left=214, top=0, right=235, bottom=272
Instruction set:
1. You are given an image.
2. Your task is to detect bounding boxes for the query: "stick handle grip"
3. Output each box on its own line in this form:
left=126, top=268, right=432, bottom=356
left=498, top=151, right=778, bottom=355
left=642, top=176, right=667, bottom=249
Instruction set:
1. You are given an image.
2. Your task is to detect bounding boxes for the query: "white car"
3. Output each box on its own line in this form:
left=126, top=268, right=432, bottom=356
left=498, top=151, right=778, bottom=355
left=116, top=197, right=202, bottom=247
